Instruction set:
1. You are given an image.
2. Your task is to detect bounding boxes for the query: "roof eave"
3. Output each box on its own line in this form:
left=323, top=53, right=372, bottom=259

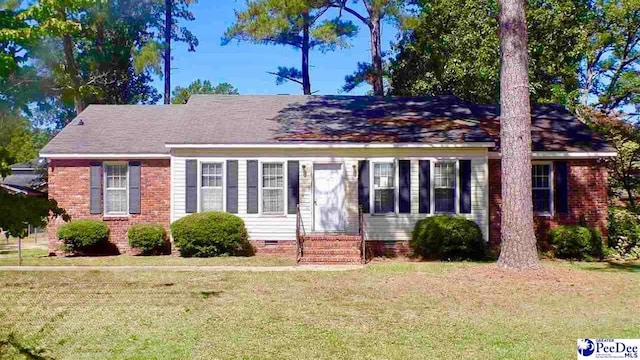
left=164, top=142, right=497, bottom=149
left=39, top=152, right=171, bottom=159
left=488, top=151, right=617, bottom=159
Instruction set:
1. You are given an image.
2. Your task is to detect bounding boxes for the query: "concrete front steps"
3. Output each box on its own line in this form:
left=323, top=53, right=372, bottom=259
left=298, top=234, right=363, bottom=264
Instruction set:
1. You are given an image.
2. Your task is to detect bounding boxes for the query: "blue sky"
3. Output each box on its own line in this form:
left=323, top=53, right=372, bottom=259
left=151, top=1, right=399, bottom=99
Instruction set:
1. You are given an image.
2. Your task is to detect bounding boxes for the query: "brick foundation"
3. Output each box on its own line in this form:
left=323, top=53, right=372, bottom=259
left=488, top=159, right=608, bottom=250
left=47, top=159, right=171, bottom=255
left=367, top=241, right=411, bottom=257
left=251, top=240, right=296, bottom=256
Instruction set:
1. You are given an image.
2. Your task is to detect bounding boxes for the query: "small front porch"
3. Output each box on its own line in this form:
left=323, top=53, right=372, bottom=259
left=295, top=201, right=366, bottom=264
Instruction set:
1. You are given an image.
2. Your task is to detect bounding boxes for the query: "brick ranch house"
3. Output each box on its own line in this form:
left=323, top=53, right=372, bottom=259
left=40, top=95, right=615, bottom=262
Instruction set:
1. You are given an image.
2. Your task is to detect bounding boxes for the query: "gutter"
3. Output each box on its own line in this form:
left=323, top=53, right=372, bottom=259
left=165, top=142, right=497, bottom=149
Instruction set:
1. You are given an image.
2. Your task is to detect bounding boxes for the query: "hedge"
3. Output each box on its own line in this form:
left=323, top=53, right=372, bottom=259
left=128, top=223, right=168, bottom=255
left=170, top=212, right=251, bottom=257
left=548, top=225, right=603, bottom=260
left=57, top=219, right=109, bottom=254
left=411, top=215, right=485, bottom=260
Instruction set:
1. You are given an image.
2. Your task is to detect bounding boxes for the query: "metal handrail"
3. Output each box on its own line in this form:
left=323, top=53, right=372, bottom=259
left=296, top=204, right=306, bottom=262
left=359, top=206, right=365, bottom=264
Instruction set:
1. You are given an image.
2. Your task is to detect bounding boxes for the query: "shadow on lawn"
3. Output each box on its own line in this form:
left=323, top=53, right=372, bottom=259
left=581, top=261, right=640, bottom=273
left=194, top=290, right=223, bottom=299
left=0, top=333, right=52, bottom=360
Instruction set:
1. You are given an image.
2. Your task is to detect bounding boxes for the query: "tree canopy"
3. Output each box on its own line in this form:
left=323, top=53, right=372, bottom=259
left=390, top=0, right=639, bottom=118
left=580, top=0, right=640, bottom=117
left=0, top=0, right=198, bottom=127
left=171, top=79, right=239, bottom=104
left=390, top=0, right=587, bottom=105
left=223, top=0, right=358, bottom=94
left=328, top=0, right=407, bottom=95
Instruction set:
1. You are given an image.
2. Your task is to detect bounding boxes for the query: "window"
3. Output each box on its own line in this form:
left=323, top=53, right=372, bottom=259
left=434, top=161, right=456, bottom=213
left=201, top=163, right=224, bottom=211
left=104, top=163, right=128, bottom=215
left=373, top=162, right=396, bottom=214
left=262, top=163, right=284, bottom=214
left=532, top=164, right=552, bottom=213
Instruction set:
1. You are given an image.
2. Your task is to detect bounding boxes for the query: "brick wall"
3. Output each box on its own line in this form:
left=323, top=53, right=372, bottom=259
left=47, top=159, right=171, bottom=255
left=366, top=241, right=411, bottom=258
left=488, top=159, right=608, bottom=250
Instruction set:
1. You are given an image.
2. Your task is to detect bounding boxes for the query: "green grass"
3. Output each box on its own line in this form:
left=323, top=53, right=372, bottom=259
left=0, top=248, right=296, bottom=267
left=0, top=261, right=638, bottom=359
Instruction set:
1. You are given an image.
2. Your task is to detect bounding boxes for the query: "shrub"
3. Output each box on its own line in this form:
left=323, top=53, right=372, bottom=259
left=170, top=212, right=251, bottom=257
left=57, top=219, right=109, bottom=253
left=608, top=207, right=640, bottom=260
left=548, top=225, right=603, bottom=260
left=128, top=223, right=168, bottom=255
left=411, top=215, right=485, bottom=260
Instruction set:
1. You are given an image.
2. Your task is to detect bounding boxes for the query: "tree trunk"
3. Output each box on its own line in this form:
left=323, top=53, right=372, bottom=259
left=59, top=8, right=85, bottom=114
left=370, top=15, right=384, bottom=96
left=625, top=181, right=636, bottom=211
left=164, top=0, right=172, bottom=104
left=302, top=12, right=311, bottom=95
left=496, top=0, right=540, bottom=269
left=62, top=34, right=85, bottom=114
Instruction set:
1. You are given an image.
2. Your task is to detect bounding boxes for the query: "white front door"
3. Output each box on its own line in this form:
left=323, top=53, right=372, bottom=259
left=313, top=163, right=345, bottom=232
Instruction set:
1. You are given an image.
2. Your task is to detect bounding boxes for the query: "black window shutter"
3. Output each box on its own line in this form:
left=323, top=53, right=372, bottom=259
left=459, top=160, right=472, bottom=214
left=399, top=160, right=411, bottom=213
left=128, top=161, right=141, bottom=214
left=226, top=160, right=238, bottom=213
left=185, top=160, right=197, bottom=213
left=89, top=162, right=102, bottom=214
left=555, top=161, right=569, bottom=214
left=287, top=161, right=299, bottom=214
left=247, top=160, right=259, bottom=214
left=419, top=160, right=430, bottom=213
left=358, top=160, right=370, bottom=213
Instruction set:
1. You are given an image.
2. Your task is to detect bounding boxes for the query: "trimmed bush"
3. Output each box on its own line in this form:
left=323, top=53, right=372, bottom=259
left=411, top=215, right=485, bottom=260
left=170, top=212, right=251, bottom=257
left=57, top=219, right=109, bottom=253
left=128, top=223, right=168, bottom=255
left=607, top=207, right=640, bottom=260
left=548, top=225, right=603, bottom=260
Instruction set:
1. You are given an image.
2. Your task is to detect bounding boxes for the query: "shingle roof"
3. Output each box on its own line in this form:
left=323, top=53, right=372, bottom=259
left=40, top=95, right=613, bottom=155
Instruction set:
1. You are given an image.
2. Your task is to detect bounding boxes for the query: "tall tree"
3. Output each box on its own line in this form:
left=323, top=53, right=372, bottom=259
left=165, top=0, right=171, bottom=104
left=390, top=0, right=588, bottom=105
left=4, top=0, right=197, bottom=116
left=159, top=0, right=197, bottom=104
left=223, top=0, right=357, bottom=94
left=328, top=0, right=405, bottom=95
left=580, top=0, right=639, bottom=117
left=497, top=0, right=539, bottom=269
left=582, top=107, right=640, bottom=209
left=172, top=79, right=239, bottom=104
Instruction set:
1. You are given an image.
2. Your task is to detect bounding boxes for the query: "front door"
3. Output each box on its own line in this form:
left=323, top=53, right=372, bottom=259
left=313, top=163, right=345, bottom=232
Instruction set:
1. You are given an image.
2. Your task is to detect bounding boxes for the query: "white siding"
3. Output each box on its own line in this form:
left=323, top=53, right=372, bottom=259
left=171, top=150, right=490, bottom=242
left=364, top=158, right=488, bottom=241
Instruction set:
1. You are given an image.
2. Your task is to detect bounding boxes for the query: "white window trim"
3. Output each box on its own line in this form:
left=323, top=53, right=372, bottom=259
left=432, top=160, right=459, bottom=214
left=370, top=159, right=399, bottom=215
left=532, top=161, right=554, bottom=216
left=259, top=161, right=287, bottom=216
left=103, top=161, right=129, bottom=216
left=197, top=161, right=226, bottom=212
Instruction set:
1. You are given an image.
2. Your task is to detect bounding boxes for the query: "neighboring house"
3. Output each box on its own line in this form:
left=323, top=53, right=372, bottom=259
left=40, top=95, right=615, bottom=262
left=0, top=159, right=47, bottom=197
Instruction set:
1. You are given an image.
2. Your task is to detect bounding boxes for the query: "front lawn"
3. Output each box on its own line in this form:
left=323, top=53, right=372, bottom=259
left=0, top=248, right=296, bottom=267
left=0, top=261, right=638, bottom=359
